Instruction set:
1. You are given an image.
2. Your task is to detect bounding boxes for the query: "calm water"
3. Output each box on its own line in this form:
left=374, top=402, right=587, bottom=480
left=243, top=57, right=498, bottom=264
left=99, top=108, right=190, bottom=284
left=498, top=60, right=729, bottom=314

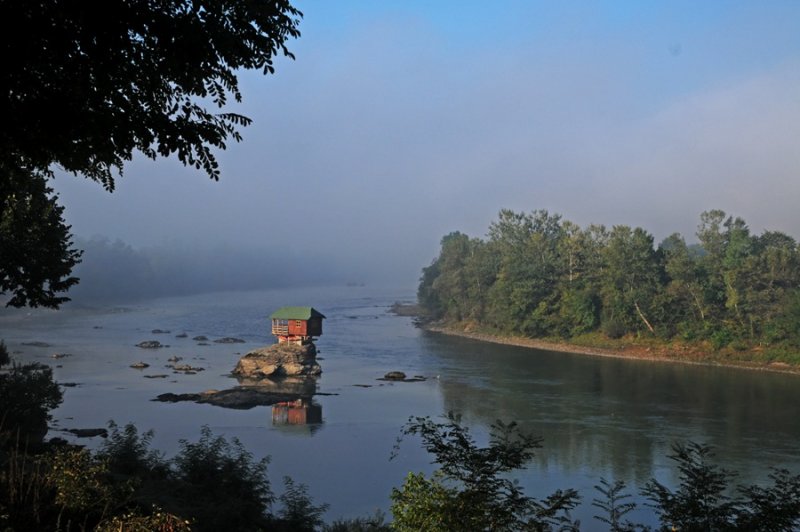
left=2, top=285, right=799, bottom=526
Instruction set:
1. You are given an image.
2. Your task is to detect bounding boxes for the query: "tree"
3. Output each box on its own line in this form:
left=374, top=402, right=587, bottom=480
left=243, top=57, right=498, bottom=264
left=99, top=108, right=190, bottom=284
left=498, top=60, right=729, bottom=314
left=659, top=233, right=707, bottom=337
left=390, top=413, right=579, bottom=531
left=600, top=226, right=663, bottom=336
left=486, top=210, right=564, bottom=335
left=1, top=0, right=302, bottom=307
left=0, top=166, right=82, bottom=307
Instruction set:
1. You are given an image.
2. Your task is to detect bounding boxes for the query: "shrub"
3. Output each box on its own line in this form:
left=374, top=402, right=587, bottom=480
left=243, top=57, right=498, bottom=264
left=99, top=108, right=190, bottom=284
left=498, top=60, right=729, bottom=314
left=0, top=358, right=63, bottom=450
left=602, top=319, right=627, bottom=340
left=390, top=413, right=579, bottom=531
left=171, top=426, right=273, bottom=532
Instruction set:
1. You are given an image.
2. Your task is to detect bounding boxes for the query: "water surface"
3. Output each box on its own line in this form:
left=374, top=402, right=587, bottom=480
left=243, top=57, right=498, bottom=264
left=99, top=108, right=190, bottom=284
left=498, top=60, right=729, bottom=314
left=2, top=285, right=798, bottom=526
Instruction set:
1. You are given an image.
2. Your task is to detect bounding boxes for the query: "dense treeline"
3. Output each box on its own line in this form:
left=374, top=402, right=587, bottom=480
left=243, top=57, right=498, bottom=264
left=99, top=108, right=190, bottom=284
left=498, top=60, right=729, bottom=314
left=418, top=209, right=800, bottom=355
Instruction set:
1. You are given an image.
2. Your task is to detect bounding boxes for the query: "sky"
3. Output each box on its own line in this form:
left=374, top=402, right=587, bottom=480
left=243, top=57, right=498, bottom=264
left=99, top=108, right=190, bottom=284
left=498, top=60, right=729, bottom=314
left=53, top=1, right=800, bottom=288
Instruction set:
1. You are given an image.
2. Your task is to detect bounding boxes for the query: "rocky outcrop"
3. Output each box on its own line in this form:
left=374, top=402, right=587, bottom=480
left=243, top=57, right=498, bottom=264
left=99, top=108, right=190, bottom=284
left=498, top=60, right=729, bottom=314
left=215, top=337, right=246, bottom=344
left=154, top=388, right=300, bottom=410
left=136, top=340, right=166, bottom=348
left=232, top=342, right=321, bottom=378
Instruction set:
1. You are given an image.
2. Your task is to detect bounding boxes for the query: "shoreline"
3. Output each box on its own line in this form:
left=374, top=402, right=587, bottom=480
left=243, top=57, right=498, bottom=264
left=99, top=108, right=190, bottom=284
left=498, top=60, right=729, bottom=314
left=421, top=323, right=800, bottom=376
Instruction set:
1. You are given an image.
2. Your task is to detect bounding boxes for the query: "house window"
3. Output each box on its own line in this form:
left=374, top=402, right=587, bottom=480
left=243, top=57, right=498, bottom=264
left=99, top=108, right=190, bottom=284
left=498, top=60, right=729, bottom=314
left=295, top=320, right=302, bottom=327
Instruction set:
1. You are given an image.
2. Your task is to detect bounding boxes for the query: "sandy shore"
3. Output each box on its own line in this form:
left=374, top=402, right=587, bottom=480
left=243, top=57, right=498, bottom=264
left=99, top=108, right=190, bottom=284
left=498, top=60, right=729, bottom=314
left=422, top=323, right=800, bottom=376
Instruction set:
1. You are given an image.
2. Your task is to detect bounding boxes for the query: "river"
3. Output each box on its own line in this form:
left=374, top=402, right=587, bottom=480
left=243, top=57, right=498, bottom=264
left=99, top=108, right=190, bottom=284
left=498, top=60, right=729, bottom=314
left=2, top=285, right=798, bottom=527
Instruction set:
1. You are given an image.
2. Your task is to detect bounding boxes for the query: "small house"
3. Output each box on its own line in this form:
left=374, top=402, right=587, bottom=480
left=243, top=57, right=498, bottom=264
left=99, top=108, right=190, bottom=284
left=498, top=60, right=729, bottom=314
left=270, top=306, right=325, bottom=344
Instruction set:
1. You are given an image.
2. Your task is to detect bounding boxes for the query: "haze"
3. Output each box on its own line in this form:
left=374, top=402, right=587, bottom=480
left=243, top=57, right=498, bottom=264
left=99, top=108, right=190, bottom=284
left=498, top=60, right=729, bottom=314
left=52, top=1, right=800, bottom=296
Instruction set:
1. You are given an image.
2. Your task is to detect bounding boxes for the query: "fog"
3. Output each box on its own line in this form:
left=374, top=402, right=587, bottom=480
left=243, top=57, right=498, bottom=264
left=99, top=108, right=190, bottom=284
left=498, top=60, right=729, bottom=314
left=52, top=1, right=800, bottom=299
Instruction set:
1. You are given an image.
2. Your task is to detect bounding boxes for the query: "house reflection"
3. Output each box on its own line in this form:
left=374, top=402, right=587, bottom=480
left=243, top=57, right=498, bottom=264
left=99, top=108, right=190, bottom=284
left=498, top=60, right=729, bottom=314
left=271, top=398, right=323, bottom=431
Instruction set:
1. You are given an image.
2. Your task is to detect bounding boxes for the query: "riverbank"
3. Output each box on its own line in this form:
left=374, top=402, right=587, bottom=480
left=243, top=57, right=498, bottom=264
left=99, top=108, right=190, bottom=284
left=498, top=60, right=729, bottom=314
left=421, top=322, right=800, bottom=376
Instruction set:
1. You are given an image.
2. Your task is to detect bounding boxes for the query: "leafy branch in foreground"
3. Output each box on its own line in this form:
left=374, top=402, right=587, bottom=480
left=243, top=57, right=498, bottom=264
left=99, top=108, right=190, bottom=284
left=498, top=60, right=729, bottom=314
left=642, top=441, right=800, bottom=531
left=591, top=478, right=642, bottom=532
left=390, top=412, right=579, bottom=531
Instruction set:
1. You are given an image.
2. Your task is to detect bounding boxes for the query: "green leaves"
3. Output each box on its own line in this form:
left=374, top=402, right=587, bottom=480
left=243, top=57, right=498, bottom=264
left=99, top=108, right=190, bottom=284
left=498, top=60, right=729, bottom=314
left=391, top=413, right=579, bottom=531
left=418, top=208, right=800, bottom=350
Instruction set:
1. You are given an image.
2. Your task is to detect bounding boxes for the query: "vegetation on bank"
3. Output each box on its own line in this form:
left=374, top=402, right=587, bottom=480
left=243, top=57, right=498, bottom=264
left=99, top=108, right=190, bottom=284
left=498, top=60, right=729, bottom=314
left=417, top=209, right=800, bottom=366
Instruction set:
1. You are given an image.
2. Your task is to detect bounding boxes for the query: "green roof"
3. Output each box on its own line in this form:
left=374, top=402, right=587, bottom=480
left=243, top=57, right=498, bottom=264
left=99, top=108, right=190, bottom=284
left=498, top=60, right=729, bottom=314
left=270, top=306, right=326, bottom=320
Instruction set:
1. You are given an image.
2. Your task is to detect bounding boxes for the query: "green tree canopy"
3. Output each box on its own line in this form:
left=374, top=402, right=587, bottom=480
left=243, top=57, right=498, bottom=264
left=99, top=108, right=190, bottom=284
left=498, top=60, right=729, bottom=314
left=0, top=0, right=302, bottom=307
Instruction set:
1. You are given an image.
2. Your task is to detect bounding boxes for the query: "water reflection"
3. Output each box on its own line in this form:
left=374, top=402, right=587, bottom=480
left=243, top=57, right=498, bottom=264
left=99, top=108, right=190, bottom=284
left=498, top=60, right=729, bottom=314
left=272, top=398, right=323, bottom=434
left=422, top=331, right=800, bottom=486
left=235, top=375, right=318, bottom=396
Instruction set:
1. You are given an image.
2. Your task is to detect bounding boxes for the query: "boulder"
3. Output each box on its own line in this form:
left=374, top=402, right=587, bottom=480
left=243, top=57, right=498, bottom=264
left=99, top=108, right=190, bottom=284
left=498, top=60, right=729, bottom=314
left=154, top=388, right=300, bottom=410
left=136, top=340, right=165, bottom=349
left=214, top=337, right=246, bottom=344
left=232, top=342, right=321, bottom=378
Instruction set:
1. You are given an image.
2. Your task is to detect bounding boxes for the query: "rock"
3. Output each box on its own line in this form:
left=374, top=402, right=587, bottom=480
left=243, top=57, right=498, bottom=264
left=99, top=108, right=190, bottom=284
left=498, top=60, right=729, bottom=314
left=144, top=374, right=168, bottom=379
left=21, top=341, right=50, bottom=347
left=155, top=392, right=202, bottom=403
left=377, top=371, right=426, bottom=383
left=130, top=362, right=150, bottom=369
left=167, top=356, right=183, bottom=362
left=154, top=388, right=302, bottom=410
left=192, top=335, right=208, bottom=341
left=136, top=340, right=165, bottom=349
left=175, top=332, right=188, bottom=338
left=60, top=382, right=80, bottom=387
left=151, top=329, right=171, bottom=334
left=171, top=364, right=204, bottom=373
left=214, top=337, right=246, bottom=344
left=51, top=353, right=72, bottom=359
left=66, top=428, right=108, bottom=438
left=389, top=302, right=421, bottom=317
left=232, top=343, right=321, bottom=378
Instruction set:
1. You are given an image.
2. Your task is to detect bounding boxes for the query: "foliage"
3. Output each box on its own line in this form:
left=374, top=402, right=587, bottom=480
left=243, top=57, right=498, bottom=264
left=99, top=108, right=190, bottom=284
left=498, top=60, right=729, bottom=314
left=0, top=167, right=82, bottom=308
left=172, top=426, right=273, bottom=532
left=97, top=421, right=167, bottom=479
left=1, top=420, right=295, bottom=531
left=591, top=478, right=642, bottom=532
left=0, top=359, right=63, bottom=450
left=1, top=0, right=302, bottom=308
left=47, top=447, right=127, bottom=529
left=390, top=412, right=579, bottom=531
left=275, top=476, right=329, bottom=531
left=323, top=509, right=390, bottom=531
left=95, top=506, right=192, bottom=532
left=643, top=442, right=737, bottom=531
left=642, top=442, right=800, bottom=531
left=418, top=209, right=800, bottom=356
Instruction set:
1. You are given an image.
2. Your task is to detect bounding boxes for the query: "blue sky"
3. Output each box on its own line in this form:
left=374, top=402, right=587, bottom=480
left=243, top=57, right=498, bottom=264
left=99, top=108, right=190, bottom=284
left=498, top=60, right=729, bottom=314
left=54, top=1, right=800, bottom=286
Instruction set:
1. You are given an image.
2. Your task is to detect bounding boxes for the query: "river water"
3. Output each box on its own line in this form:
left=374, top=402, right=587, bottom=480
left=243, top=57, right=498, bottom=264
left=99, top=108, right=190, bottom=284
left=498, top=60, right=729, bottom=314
left=2, top=285, right=799, bottom=527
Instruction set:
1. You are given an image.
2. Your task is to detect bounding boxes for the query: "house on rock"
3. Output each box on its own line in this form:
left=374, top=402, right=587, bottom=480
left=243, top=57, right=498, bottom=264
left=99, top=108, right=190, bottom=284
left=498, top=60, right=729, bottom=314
left=270, top=307, right=325, bottom=345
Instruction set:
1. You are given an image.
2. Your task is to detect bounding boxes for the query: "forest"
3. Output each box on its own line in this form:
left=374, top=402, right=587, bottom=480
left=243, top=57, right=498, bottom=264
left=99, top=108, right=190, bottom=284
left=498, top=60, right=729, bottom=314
left=418, top=209, right=800, bottom=361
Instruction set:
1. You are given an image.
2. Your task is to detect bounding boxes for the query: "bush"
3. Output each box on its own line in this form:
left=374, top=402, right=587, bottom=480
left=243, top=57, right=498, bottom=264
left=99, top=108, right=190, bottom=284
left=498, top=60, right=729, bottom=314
left=171, top=426, right=273, bottom=532
left=710, top=328, right=732, bottom=350
left=602, top=319, right=627, bottom=340
left=390, top=413, right=579, bottom=531
left=0, top=355, right=63, bottom=450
